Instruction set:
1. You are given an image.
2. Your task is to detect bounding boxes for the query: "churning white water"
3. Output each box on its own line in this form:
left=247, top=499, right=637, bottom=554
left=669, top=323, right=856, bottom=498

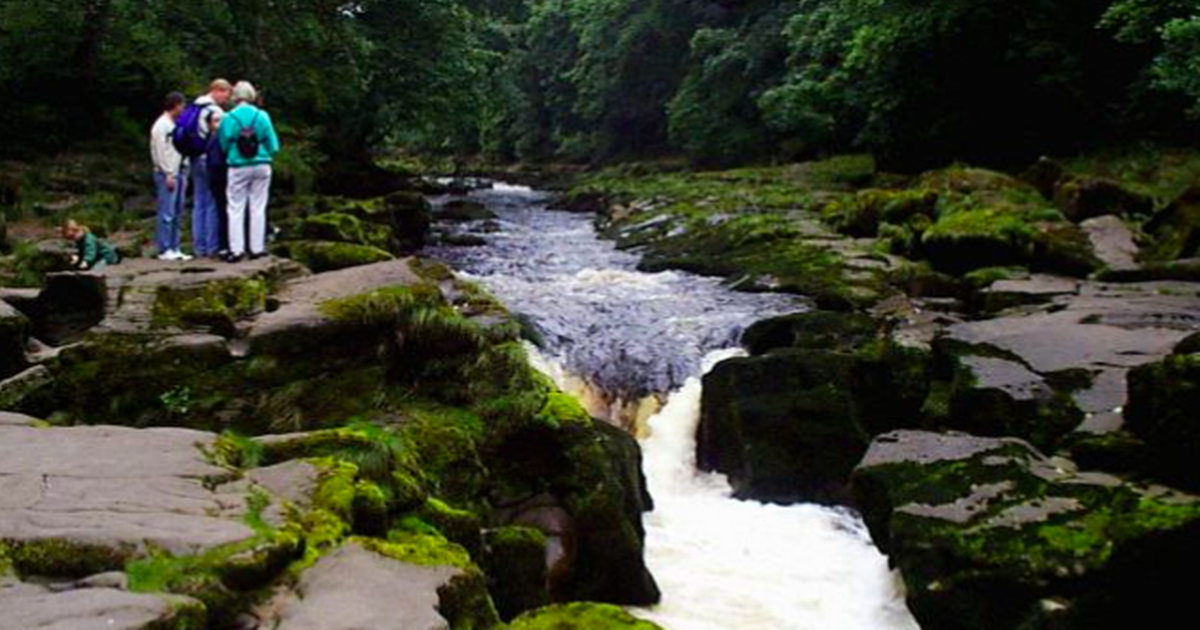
left=635, top=350, right=918, bottom=630
left=429, top=183, right=918, bottom=630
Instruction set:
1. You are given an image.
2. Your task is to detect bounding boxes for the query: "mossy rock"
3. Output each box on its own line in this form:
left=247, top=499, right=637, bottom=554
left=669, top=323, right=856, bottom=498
left=152, top=277, right=268, bottom=332
left=1052, top=176, right=1154, bottom=222
left=1143, top=185, right=1200, bottom=261
left=741, top=310, right=879, bottom=356
left=822, top=188, right=938, bottom=237
left=294, top=212, right=394, bottom=250
left=853, top=430, right=1200, bottom=630
left=511, top=603, right=663, bottom=630
left=1125, top=351, right=1200, bottom=492
left=273, top=240, right=394, bottom=272
left=922, top=196, right=1099, bottom=276
left=483, top=526, right=549, bottom=620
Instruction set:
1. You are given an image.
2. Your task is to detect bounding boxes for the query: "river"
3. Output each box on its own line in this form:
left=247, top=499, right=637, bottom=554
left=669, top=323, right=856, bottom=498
left=427, top=183, right=918, bottom=630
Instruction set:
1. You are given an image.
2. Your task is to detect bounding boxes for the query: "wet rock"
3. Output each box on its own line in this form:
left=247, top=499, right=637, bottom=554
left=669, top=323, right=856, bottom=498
left=698, top=350, right=871, bottom=504
left=438, top=199, right=498, bottom=223
left=936, top=351, right=1081, bottom=449
left=1125, top=349, right=1200, bottom=492
left=0, top=300, right=29, bottom=379
left=1053, top=176, right=1154, bottom=222
left=261, top=542, right=467, bottom=630
left=1144, top=185, right=1200, bottom=261
left=853, top=430, right=1200, bottom=630
left=939, top=280, right=1198, bottom=440
left=699, top=311, right=932, bottom=504
left=0, top=582, right=203, bottom=630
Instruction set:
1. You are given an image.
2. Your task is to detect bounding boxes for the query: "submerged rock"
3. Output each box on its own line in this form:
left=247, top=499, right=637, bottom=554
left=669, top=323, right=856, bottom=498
left=853, top=430, right=1200, bottom=630
left=438, top=199, right=498, bottom=223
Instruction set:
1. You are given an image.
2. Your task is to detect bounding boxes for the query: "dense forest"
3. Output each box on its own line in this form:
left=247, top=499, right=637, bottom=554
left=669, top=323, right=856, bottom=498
left=2, top=0, right=1199, bottom=171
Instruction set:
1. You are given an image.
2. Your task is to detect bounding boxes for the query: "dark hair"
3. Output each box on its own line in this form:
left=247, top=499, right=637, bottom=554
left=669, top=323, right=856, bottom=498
left=163, top=91, right=186, bottom=111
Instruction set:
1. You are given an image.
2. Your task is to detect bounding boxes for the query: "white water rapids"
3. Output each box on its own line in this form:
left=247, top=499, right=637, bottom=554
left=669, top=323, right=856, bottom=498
left=428, top=183, right=919, bottom=630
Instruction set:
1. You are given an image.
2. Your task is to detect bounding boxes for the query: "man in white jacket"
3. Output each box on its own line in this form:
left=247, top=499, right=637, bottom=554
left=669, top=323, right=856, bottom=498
left=150, top=92, right=192, bottom=261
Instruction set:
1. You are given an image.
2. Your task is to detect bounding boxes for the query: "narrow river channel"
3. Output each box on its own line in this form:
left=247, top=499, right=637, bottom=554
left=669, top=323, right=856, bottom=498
left=427, top=183, right=918, bottom=630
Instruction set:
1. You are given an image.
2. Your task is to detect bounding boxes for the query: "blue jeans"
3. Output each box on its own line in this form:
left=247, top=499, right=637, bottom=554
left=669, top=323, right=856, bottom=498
left=191, top=160, right=220, bottom=256
left=155, top=169, right=188, bottom=254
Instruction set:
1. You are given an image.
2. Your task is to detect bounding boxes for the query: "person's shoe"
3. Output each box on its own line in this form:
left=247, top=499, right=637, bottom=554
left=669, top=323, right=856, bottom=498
left=223, top=252, right=245, bottom=264
left=157, top=250, right=182, bottom=261
left=249, top=251, right=268, bottom=261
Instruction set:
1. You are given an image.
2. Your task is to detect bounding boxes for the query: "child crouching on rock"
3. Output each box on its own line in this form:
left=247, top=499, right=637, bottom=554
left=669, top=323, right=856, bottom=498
left=63, top=219, right=122, bottom=271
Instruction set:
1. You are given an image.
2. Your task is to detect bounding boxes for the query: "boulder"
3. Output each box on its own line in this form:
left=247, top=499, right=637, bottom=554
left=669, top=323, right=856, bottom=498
left=853, top=430, right=1200, bottom=630
left=1053, top=176, right=1154, bottom=222
left=1144, top=185, right=1200, bottom=261
left=0, top=300, right=29, bottom=379
left=1124, top=349, right=1200, bottom=492
left=1021, top=157, right=1068, bottom=200
left=697, top=311, right=928, bottom=505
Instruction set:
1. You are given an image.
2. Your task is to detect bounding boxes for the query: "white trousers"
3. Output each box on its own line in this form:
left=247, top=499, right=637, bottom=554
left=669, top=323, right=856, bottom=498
left=227, top=165, right=272, bottom=256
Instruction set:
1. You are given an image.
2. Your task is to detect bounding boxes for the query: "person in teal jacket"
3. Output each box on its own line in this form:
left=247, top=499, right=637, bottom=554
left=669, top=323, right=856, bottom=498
left=63, top=220, right=121, bottom=270
left=218, top=81, right=281, bottom=262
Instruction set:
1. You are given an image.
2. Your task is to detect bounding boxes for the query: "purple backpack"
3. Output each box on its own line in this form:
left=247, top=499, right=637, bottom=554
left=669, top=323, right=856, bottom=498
left=171, top=103, right=210, bottom=158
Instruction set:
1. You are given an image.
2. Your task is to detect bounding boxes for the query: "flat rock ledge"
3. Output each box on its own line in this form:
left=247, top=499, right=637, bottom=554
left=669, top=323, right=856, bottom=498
left=259, top=542, right=461, bottom=630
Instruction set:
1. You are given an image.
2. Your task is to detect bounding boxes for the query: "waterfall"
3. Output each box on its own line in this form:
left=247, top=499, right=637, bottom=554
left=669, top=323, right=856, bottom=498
left=430, top=183, right=919, bottom=629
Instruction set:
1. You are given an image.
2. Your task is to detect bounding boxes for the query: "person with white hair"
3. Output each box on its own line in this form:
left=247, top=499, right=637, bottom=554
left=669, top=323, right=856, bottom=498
left=218, top=81, right=281, bottom=262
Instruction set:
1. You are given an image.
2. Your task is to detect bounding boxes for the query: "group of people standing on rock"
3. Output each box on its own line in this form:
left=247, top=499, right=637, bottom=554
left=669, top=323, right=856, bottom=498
left=150, top=79, right=281, bottom=263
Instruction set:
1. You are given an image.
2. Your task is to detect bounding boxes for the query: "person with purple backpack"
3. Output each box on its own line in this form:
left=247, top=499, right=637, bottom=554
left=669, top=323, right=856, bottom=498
left=172, top=79, right=232, bottom=259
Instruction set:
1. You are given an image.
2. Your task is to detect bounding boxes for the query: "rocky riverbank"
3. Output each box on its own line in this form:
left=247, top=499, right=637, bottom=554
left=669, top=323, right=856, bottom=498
left=568, top=149, right=1200, bottom=630
left=0, top=163, right=664, bottom=629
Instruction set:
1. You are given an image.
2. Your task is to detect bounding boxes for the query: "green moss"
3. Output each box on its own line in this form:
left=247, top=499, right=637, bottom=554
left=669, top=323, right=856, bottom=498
left=294, top=212, right=393, bottom=250
left=209, top=431, right=264, bottom=469
left=511, top=603, right=664, bottom=630
left=418, top=498, right=483, bottom=556
left=484, top=526, right=549, bottom=620
left=2, top=538, right=132, bottom=578
left=539, top=391, right=591, bottom=426
left=152, top=278, right=268, bottom=330
left=357, top=531, right=475, bottom=569
left=273, top=240, right=394, bottom=272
